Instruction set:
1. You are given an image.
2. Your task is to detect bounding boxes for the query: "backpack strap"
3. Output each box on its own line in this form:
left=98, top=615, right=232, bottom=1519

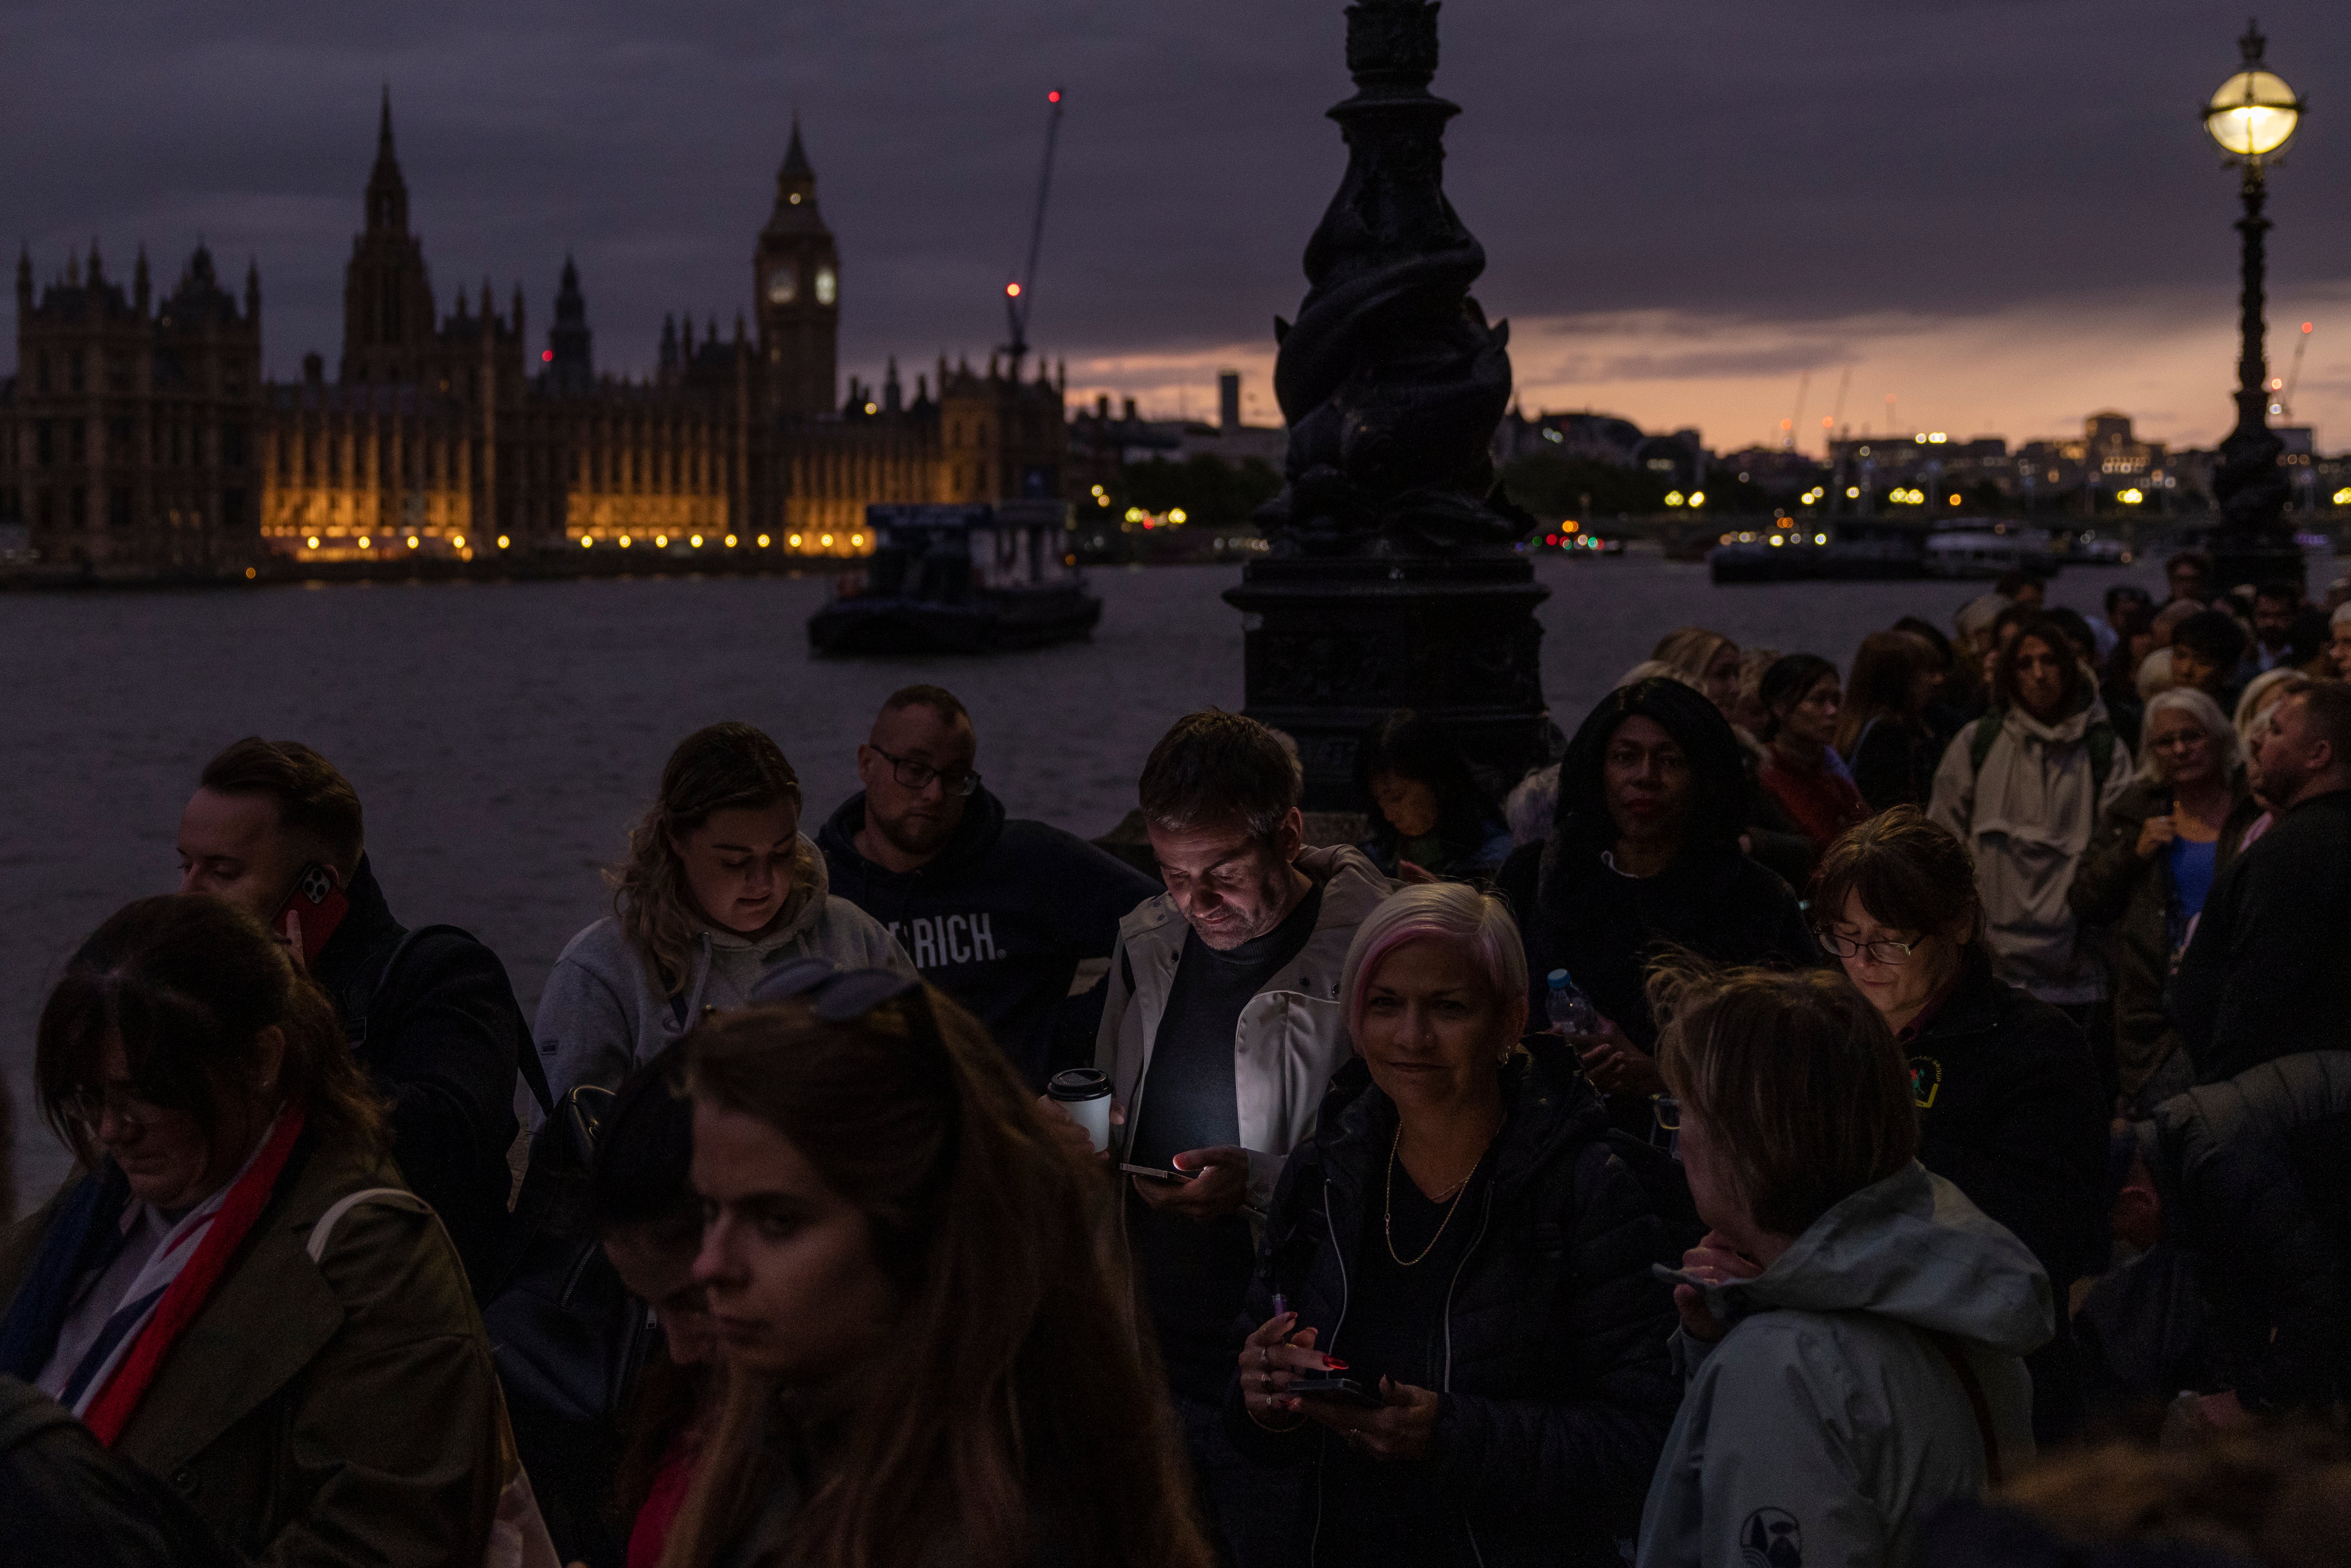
left=306, top=1187, right=437, bottom=1264
left=1967, top=709, right=2118, bottom=801
left=370, top=923, right=553, bottom=1120
left=1966, top=710, right=2004, bottom=775
left=1920, top=1327, right=2002, bottom=1487
left=2088, top=721, right=2117, bottom=800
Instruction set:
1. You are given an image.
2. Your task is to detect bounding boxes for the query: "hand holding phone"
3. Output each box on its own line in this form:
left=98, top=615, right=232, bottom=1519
left=271, top=863, right=350, bottom=970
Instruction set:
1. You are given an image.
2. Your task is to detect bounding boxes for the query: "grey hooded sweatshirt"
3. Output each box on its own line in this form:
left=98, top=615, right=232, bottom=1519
left=1636, top=1164, right=2052, bottom=1568
left=1928, top=697, right=2131, bottom=1004
left=533, top=836, right=914, bottom=1109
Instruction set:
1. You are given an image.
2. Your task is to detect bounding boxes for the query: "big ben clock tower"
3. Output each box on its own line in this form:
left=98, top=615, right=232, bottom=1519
left=754, top=118, right=839, bottom=418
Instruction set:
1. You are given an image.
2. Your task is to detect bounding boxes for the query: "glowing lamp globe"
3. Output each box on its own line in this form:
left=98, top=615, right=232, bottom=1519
left=2205, top=67, right=2301, bottom=159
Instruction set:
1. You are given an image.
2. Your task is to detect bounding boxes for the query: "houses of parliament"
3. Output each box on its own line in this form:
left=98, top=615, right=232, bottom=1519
left=0, top=97, right=1080, bottom=573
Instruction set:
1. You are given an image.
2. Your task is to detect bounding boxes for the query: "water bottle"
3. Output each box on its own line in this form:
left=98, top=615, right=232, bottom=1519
left=1546, top=969, right=1597, bottom=1036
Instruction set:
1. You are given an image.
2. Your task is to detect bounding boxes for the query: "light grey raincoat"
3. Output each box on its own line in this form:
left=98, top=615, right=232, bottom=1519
left=1636, top=1163, right=2052, bottom=1568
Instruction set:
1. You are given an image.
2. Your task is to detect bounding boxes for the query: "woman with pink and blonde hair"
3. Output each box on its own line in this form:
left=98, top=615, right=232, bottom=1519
left=1226, top=883, right=1682, bottom=1568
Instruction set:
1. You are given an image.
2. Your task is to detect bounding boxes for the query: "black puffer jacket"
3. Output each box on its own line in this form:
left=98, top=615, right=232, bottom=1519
left=1906, top=959, right=2108, bottom=1295
left=1224, top=1042, right=1683, bottom=1568
left=2136, top=1051, right=2351, bottom=1415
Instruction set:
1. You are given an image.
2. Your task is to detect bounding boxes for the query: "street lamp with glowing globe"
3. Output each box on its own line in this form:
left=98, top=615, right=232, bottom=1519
left=2201, top=21, right=2306, bottom=592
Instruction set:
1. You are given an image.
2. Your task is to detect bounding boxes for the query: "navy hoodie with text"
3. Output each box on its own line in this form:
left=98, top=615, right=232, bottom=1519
left=819, top=786, right=1159, bottom=1086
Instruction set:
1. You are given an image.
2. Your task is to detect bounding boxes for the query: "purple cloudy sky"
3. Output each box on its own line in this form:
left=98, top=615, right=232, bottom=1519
left=3, top=0, right=2347, bottom=452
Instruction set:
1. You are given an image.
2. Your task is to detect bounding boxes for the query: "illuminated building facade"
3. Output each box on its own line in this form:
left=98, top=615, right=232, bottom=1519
left=0, top=100, right=1086, bottom=574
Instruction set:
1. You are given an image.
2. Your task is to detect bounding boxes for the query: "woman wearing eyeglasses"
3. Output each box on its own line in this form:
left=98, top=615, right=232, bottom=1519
left=0, top=895, right=506, bottom=1565
left=656, top=970, right=1214, bottom=1568
left=1230, top=883, right=1683, bottom=1568
left=1812, top=808, right=2105, bottom=1443
left=2070, top=689, right=2257, bottom=1116
left=537, top=722, right=913, bottom=1107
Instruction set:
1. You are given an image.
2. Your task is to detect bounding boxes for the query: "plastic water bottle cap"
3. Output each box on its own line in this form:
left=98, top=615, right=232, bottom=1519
left=1547, top=969, right=1570, bottom=990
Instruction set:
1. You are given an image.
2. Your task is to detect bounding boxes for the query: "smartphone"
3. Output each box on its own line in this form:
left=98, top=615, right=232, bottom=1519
left=272, top=863, right=350, bottom=966
left=1119, top=1162, right=1188, bottom=1183
left=1287, top=1375, right=1383, bottom=1408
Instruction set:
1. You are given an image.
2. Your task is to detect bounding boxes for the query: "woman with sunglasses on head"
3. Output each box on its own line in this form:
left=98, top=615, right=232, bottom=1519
left=659, top=968, right=1213, bottom=1568
left=1231, top=883, right=1682, bottom=1568
left=0, top=895, right=506, bottom=1565
left=537, top=722, right=913, bottom=1109
left=1812, top=809, right=2105, bottom=1445
left=2069, top=689, right=2258, bottom=1117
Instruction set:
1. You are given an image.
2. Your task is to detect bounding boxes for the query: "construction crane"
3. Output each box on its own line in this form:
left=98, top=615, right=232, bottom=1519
left=2281, top=319, right=2314, bottom=419
left=1002, top=89, right=1065, bottom=375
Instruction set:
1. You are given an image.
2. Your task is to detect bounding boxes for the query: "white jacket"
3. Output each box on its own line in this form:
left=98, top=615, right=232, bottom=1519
left=1928, top=700, right=2131, bottom=1002
left=1093, top=845, right=1396, bottom=1212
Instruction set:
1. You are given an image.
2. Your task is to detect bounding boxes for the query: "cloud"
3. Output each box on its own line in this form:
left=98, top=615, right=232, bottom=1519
left=3, top=0, right=2347, bottom=448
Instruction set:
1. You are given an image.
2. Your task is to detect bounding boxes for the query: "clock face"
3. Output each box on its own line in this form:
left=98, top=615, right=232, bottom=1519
left=766, top=266, right=797, bottom=306
left=814, top=266, right=837, bottom=307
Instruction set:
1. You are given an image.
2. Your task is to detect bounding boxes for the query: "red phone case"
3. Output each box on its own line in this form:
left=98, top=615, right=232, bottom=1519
left=275, top=864, right=351, bottom=965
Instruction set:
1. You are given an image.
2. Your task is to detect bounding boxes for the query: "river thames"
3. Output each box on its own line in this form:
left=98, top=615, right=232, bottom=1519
left=0, top=551, right=2164, bottom=1204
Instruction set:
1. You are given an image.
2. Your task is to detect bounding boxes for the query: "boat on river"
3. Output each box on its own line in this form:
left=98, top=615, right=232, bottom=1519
left=807, top=501, right=1102, bottom=655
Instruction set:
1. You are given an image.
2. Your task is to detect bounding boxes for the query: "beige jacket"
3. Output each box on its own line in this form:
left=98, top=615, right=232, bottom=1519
left=1928, top=699, right=2133, bottom=1002
left=1093, top=845, right=1396, bottom=1212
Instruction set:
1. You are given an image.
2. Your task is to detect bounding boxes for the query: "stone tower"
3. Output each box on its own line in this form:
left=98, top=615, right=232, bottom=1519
left=753, top=117, right=839, bottom=418
left=545, top=254, right=593, bottom=394
left=341, top=88, right=438, bottom=384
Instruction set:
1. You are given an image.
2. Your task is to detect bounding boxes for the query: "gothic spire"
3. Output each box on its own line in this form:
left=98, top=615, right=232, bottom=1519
left=781, top=112, right=813, bottom=179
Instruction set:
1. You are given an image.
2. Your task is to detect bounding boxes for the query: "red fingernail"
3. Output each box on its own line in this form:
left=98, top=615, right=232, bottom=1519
left=1323, top=1358, right=1348, bottom=1370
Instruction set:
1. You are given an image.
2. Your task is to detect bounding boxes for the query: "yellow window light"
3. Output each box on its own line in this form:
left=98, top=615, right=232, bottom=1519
left=759, top=534, right=773, bottom=547
left=1688, top=492, right=1705, bottom=508
left=820, top=534, right=834, bottom=547
left=851, top=533, right=863, bottom=546
left=619, top=535, right=632, bottom=548
left=497, top=535, right=510, bottom=549
left=1168, top=508, right=1187, bottom=524
left=581, top=535, right=593, bottom=548
left=358, top=535, right=373, bottom=550
left=452, top=535, right=465, bottom=549
left=1664, top=491, right=1685, bottom=507
left=787, top=534, right=801, bottom=548
left=305, top=536, right=320, bottom=549
left=689, top=535, right=704, bottom=548
left=725, top=534, right=739, bottom=547
left=407, top=535, right=420, bottom=548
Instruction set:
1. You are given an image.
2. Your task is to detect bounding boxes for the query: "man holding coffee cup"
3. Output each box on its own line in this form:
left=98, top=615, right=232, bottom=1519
left=1041, top=709, right=1396, bottom=1555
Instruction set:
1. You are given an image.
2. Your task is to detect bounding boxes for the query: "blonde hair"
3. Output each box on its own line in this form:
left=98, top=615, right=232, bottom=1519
left=1340, top=882, right=1529, bottom=1044
left=2235, top=665, right=2301, bottom=745
left=614, top=723, right=813, bottom=997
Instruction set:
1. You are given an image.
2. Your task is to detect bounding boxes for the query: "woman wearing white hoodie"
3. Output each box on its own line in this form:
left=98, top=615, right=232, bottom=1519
left=535, top=723, right=912, bottom=1107
left=1636, top=964, right=2051, bottom=1568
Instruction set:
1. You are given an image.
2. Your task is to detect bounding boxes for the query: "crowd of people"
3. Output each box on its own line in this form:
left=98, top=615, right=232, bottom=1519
left=3, top=550, right=2351, bottom=1568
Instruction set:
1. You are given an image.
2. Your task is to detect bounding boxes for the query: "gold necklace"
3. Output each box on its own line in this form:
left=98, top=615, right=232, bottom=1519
left=1384, top=1128, right=1481, bottom=1268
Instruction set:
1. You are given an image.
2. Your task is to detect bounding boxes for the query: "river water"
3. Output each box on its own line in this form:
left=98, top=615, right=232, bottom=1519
left=0, top=552, right=2164, bottom=1204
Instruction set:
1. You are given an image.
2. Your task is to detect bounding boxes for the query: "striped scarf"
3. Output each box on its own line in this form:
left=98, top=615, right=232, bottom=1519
left=0, top=1105, right=306, bottom=1446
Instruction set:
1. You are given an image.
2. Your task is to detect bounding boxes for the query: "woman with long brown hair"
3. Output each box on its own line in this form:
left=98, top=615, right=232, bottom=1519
left=1837, top=629, right=1944, bottom=811
left=0, top=894, right=507, bottom=1564
left=537, top=722, right=911, bottom=1106
left=660, top=968, right=1214, bottom=1568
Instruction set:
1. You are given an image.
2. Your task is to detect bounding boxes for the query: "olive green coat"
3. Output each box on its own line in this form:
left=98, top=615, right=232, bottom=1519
left=0, top=1138, right=503, bottom=1567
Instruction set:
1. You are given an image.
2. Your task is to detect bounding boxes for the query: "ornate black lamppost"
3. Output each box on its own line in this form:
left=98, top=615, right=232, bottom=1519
left=2201, top=21, right=2305, bottom=592
left=1225, top=0, right=1550, bottom=807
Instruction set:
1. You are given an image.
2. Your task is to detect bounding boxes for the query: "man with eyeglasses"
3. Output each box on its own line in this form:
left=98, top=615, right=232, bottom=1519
left=818, top=684, right=1157, bottom=1088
